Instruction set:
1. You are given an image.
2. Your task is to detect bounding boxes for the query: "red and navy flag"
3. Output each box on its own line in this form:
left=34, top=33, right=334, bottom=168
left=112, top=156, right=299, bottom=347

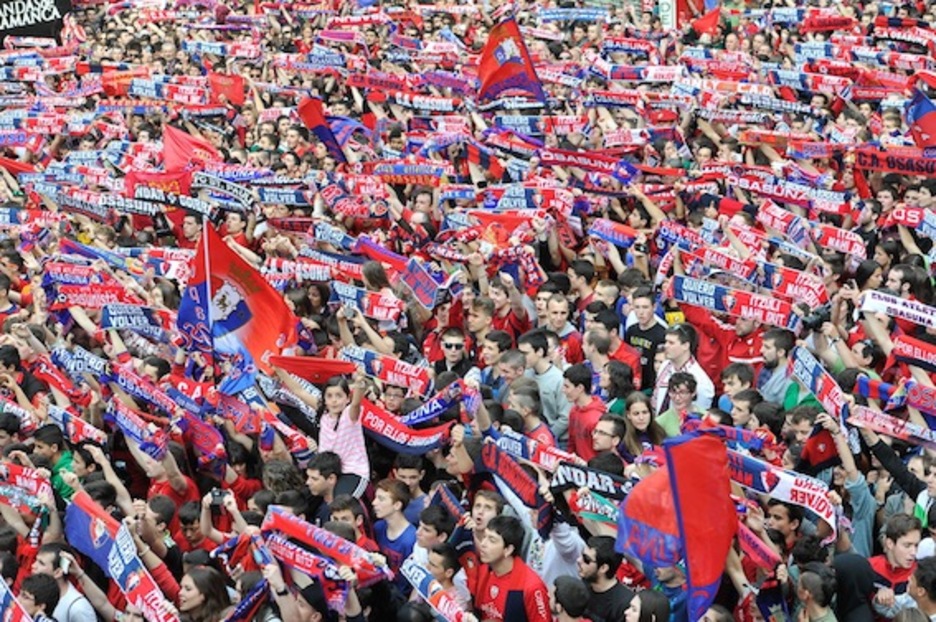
left=477, top=17, right=546, bottom=105
left=297, top=97, right=348, bottom=163
left=906, top=88, right=936, bottom=150
left=178, top=225, right=298, bottom=380
left=665, top=433, right=737, bottom=622
left=615, top=457, right=682, bottom=568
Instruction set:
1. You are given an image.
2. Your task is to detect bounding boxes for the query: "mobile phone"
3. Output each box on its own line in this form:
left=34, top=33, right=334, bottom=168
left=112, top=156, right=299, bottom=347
left=60, top=557, right=71, bottom=575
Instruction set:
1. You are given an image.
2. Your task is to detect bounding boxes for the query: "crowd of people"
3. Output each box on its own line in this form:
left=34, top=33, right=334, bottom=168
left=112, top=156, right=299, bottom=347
left=2, top=0, right=936, bottom=621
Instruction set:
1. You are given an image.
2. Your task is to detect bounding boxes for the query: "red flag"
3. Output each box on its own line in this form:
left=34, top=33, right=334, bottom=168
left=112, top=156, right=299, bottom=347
left=178, top=226, right=298, bottom=374
left=208, top=71, right=246, bottom=106
left=692, top=8, right=721, bottom=35
left=797, top=427, right=841, bottom=475
left=477, top=17, right=546, bottom=104
left=163, top=125, right=220, bottom=171
left=665, top=434, right=737, bottom=621
left=268, top=355, right=356, bottom=383
left=297, top=97, right=347, bottom=163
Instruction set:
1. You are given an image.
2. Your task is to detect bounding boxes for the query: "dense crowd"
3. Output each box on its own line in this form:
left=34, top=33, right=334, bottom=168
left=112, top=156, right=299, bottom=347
left=2, top=0, right=936, bottom=621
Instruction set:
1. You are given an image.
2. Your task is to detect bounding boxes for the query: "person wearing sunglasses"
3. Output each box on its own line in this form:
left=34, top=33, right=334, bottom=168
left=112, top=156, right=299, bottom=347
left=578, top=535, right=634, bottom=622
left=432, top=327, right=477, bottom=378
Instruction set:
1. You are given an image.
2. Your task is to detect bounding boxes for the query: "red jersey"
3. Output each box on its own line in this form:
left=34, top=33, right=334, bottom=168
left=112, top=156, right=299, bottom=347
left=492, top=308, right=530, bottom=342
left=472, top=558, right=551, bottom=622
left=567, top=396, right=607, bottom=463
left=681, top=304, right=764, bottom=391
left=528, top=422, right=556, bottom=448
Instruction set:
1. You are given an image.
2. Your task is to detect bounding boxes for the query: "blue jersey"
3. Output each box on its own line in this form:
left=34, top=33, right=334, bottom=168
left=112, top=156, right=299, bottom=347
left=374, top=520, right=417, bottom=595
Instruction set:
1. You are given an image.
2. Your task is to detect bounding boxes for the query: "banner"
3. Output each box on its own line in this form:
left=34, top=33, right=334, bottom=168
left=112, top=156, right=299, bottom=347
left=861, top=290, right=936, bottom=330
left=339, top=345, right=431, bottom=395
left=494, top=427, right=578, bottom=472
left=104, top=399, right=169, bottom=461
left=478, top=442, right=552, bottom=538
left=330, top=282, right=404, bottom=323
left=261, top=505, right=392, bottom=585
left=0, top=0, right=71, bottom=43
left=100, top=304, right=171, bottom=343
left=846, top=404, right=936, bottom=450
left=264, top=532, right=348, bottom=610
left=550, top=461, right=634, bottom=500
left=399, top=380, right=478, bottom=425
left=400, top=257, right=444, bottom=310
left=787, top=346, right=848, bottom=417
left=401, top=558, right=469, bottom=622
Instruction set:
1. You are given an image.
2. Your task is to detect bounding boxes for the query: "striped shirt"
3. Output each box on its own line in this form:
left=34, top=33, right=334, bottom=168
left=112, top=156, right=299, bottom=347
left=319, top=406, right=370, bottom=480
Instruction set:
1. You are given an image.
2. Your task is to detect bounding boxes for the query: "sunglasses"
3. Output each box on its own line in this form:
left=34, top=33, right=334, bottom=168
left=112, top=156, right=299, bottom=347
left=581, top=553, right=595, bottom=564
left=442, top=343, right=464, bottom=350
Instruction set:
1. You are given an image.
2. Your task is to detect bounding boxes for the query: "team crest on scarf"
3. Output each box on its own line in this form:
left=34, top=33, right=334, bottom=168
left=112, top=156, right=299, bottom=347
left=722, top=294, right=736, bottom=312
left=761, top=469, right=780, bottom=492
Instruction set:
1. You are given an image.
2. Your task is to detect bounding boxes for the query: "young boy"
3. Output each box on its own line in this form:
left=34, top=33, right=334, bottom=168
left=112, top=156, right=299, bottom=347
left=373, top=478, right=417, bottom=595
left=394, top=454, right=428, bottom=525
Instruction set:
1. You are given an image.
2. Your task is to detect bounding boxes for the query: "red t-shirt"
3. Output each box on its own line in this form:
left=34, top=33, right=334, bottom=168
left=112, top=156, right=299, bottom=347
left=568, top=396, right=607, bottom=463
left=148, top=475, right=201, bottom=539
left=609, top=340, right=643, bottom=389
left=472, top=558, right=551, bottom=622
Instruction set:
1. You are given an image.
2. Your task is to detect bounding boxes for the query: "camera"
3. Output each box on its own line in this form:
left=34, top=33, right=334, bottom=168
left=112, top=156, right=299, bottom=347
left=801, top=303, right=832, bottom=332
left=210, top=488, right=225, bottom=507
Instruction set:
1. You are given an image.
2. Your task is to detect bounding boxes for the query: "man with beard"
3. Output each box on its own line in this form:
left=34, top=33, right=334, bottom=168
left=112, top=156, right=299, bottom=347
left=577, top=536, right=633, bottom=622
left=757, top=328, right=797, bottom=407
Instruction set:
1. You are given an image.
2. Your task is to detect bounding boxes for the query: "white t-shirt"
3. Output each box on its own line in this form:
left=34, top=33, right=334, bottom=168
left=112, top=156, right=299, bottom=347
left=54, top=583, right=96, bottom=622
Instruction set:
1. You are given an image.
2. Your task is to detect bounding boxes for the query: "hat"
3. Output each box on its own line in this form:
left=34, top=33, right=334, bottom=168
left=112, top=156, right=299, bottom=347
left=299, top=582, right=332, bottom=620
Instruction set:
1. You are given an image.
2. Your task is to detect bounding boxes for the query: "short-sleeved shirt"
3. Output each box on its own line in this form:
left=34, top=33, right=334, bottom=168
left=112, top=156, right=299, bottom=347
left=472, top=558, right=551, bottom=622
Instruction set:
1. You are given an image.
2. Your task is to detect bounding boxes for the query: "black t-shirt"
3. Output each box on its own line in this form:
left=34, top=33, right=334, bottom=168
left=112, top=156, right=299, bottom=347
left=625, top=322, right=667, bottom=389
left=586, top=581, right=635, bottom=622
